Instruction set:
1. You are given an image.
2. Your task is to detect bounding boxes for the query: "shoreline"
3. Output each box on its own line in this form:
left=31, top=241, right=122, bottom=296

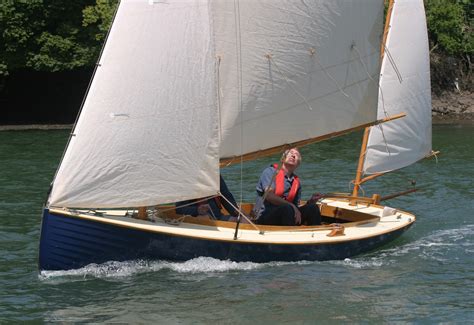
left=1, top=118, right=473, bottom=132
left=1, top=91, right=472, bottom=131
left=0, top=124, right=73, bottom=131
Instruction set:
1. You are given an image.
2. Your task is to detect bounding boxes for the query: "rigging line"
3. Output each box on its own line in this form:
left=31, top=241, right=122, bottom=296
left=352, top=45, right=377, bottom=83
left=233, top=0, right=244, bottom=204
left=353, top=44, right=390, bottom=118
left=216, top=56, right=222, bottom=143
left=358, top=183, right=366, bottom=196
left=348, top=180, right=365, bottom=196
left=218, top=191, right=261, bottom=232
left=431, top=150, right=439, bottom=164
left=167, top=196, right=218, bottom=213
left=384, top=45, right=403, bottom=84
left=267, top=55, right=315, bottom=111
left=352, top=44, right=393, bottom=159
left=237, top=4, right=244, bottom=211
left=45, top=0, right=121, bottom=207
left=233, top=0, right=246, bottom=239
left=310, top=49, right=350, bottom=99
left=377, top=46, right=400, bottom=156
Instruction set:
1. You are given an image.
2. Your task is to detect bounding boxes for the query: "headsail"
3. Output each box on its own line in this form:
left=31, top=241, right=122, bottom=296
left=49, top=0, right=220, bottom=208
left=363, top=0, right=432, bottom=175
left=49, top=0, right=384, bottom=209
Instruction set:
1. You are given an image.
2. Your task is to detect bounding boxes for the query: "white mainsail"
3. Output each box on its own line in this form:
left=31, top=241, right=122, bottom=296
left=363, top=0, right=432, bottom=175
left=49, top=0, right=384, bottom=209
left=215, top=0, right=384, bottom=159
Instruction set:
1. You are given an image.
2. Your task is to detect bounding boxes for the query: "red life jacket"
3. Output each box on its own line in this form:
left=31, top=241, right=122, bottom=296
left=273, top=163, right=300, bottom=203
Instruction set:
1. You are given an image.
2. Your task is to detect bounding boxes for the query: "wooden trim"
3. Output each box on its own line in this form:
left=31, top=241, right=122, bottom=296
left=220, top=113, right=405, bottom=167
left=351, top=127, right=370, bottom=199
left=381, top=0, right=395, bottom=59
left=380, top=188, right=417, bottom=201
left=137, top=207, right=147, bottom=220
left=48, top=200, right=416, bottom=245
left=359, top=172, right=386, bottom=185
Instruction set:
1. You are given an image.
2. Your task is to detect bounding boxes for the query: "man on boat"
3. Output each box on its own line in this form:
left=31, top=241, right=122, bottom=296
left=253, top=148, right=322, bottom=226
left=175, top=175, right=240, bottom=221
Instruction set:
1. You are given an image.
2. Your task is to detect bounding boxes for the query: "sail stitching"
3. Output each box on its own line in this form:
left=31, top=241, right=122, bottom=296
left=267, top=54, right=314, bottom=111
left=353, top=44, right=394, bottom=161
left=373, top=45, right=405, bottom=158
left=310, top=49, right=350, bottom=99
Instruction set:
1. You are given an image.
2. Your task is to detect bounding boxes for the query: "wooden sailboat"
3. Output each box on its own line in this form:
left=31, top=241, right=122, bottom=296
left=39, top=0, right=432, bottom=271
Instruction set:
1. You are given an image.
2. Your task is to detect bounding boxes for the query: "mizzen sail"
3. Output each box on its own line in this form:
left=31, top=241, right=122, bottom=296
left=363, top=0, right=432, bottom=175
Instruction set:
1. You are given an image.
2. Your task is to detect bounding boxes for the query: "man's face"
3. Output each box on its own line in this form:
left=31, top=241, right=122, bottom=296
left=284, top=148, right=301, bottom=167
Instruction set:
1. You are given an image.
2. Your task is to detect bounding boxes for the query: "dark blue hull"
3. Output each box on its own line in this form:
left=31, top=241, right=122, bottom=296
left=39, top=209, right=412, bottom=271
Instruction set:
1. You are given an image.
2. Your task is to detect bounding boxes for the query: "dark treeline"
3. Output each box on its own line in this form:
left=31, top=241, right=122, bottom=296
left=0, top=0, right=472, bottom=125
left=0, top=0, right=117, bottom=124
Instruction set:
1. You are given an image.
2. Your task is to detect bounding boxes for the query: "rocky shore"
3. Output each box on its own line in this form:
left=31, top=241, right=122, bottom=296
left=432, top=91, right=474, bottom=124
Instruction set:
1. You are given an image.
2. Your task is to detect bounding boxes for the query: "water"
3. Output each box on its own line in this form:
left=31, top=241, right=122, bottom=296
left=1, top=125, right=473, bottom=323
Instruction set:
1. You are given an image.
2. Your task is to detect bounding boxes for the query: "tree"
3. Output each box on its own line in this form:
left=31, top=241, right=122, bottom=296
left=0, top=0, right=118, bottom=77
left=426, top=0, right=473, bottom=91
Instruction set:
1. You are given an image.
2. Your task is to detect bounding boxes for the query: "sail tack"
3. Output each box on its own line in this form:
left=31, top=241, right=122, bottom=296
left=49, top=0, right=384, bottom=208
left=363, top=0, right=432, bottom=175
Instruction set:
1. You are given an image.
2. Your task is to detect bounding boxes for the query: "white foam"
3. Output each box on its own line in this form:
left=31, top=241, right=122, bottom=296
left=38, top=257, right=313, bottom=281
left=336, top=225, right=474, bottom=268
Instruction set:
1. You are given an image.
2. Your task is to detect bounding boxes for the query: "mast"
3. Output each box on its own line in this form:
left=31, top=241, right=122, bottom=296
left=351, top=0, right=394, bottom=200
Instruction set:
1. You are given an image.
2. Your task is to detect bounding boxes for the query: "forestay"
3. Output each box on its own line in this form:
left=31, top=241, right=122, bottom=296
left=363, top=0, right=432, bottom=174
left=49, top=0, right=384, bottom=209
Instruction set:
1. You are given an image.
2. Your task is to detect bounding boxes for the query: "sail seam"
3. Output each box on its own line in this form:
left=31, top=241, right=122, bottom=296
left=267, top=55, right=314, bottom=111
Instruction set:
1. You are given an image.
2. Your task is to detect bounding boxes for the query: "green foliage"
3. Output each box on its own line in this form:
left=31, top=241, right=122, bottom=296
left=83, top=0, right=117, bottom=42
left=425, top=0, right=473, bottom=56
left=0, top=0, right=118, bottom=76
left=0, top=0, right=45, bottom=75
left=0, top=0, right=471, bottom=91
left=425, top=0, right=473, bottom=92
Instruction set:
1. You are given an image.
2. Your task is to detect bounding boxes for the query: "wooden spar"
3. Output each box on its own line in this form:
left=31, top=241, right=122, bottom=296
left=359, top=172, right=386, bottom=185
left=351, top=0, right=395, bottom=200
left=380, top=188, right=417, bottom=201
left=351, top=127, right=370, bottom=199
left=381, top=0, right=395, bottom=58
left=219, top=113, right=405, bottom=167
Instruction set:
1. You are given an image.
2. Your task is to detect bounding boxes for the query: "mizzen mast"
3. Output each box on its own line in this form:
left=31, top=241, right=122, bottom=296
left=351, top=0, right=395, bottom=202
